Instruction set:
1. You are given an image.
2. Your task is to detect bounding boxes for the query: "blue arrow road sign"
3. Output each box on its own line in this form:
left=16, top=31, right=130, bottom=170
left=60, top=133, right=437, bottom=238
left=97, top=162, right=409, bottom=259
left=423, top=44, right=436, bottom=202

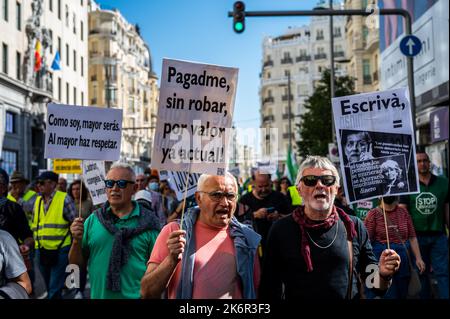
left=400, top=35, right=422, bottom=57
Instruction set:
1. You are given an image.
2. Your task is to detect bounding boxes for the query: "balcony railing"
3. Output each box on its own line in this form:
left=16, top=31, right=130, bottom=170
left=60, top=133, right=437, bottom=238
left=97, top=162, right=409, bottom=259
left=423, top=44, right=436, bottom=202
left=363, top=75, right=372, bottom=85
left=283, top=133, right=295, bottom=139
left=280, top=57, right=293, bottom=64
left=334, top=51, right=345, bottom=58
left=296, top=55, right=311, bottom=62
left=314, top=53, right=327, bottom=60
left=316, top=36, right=324, bottom=41
left=263, top=96, right=274, bottom=104
left=263, top=60, right=274, bottom=67
left=281, top=94, right=293, bottom=101
left=263, top=115, right=274, bottom=122
left=282, top=113, right=295, bottom=120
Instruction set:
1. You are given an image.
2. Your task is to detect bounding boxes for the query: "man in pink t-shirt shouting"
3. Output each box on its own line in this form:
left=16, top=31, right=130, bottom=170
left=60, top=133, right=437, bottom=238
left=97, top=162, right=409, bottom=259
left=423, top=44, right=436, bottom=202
left=140, top=173, right=261, bottom=299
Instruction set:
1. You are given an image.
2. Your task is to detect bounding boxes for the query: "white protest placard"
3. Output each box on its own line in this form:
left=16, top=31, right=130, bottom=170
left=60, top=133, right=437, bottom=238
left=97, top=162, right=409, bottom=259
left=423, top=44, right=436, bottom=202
left=332, top=87, right=420, bottom=203
left=82, top=160, right=107, bottom=206
left=151, top=58, right=238, bottom=176
left=159, top=170, right=201, bottom=201
left=256, top=160, right=277, bottom=175
left=44, top=103, right=122, bottom=160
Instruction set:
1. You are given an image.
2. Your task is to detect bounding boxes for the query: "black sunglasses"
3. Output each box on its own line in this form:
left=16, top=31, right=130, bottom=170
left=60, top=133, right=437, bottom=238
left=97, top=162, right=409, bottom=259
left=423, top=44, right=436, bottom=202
left=104, top=179, right=135, bottom=189
left=301, top=175, right=336, bottom=187
left=198, top=191, right=238, bottom=202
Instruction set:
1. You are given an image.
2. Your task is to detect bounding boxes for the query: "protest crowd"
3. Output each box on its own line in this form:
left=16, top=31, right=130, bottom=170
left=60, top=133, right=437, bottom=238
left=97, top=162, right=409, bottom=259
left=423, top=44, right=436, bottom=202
left=0, top=148, right=448, bottom=300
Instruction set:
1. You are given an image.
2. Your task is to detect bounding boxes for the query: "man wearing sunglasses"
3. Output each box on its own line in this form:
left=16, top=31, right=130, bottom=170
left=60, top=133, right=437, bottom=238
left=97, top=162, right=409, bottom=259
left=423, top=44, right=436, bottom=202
left=31, top=170, right=76, bottom=299
left=260, top=156, right=401, bottom=299
left=69, top=162, right=160, bottom=299
left=141, top=173, right=261, bottom=299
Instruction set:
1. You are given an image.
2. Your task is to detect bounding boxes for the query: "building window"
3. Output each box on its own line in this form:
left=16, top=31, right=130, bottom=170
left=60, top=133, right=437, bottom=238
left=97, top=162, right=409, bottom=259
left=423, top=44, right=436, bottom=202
left=16, top=1, right=20, bottom=30
left=73, top=13, right=76, bottom=34
left=80, top=21, right=84, bottom=41
left=0, top=150, right=17, bottom=175
left=2, top=0, right=8, bottom=21
left=57, top=0, right=61, bottom=19
left=65, top=4, right=69, bottom=27
left=65, top=44, right=69, bottom=66
left=80, top=56, right=84, bottom=76
left=81, top=91, right=84, bottom=106
left=5, top=112, right=15, bottom=133
left=316, top=29, right=324, bottom=40
left=73, top=87, right=77, bottom=105
left=58, top=77, right=61, bottom=100
left=49, top=0, right=53, bottom=12
left=66, top=82, right=69, bottom=104
left=334, top=27, right=341, bottom=38
left=363, top=59, right=371, bottom=84
left=49, top=30, right=53, bottom=53
left=73, top=50, right=76, bottom=71
left=2, top=43, right=7, bottom=74
left=15, top=51, right=20, bottom=80
left=57, top=37, right=61, bottom=55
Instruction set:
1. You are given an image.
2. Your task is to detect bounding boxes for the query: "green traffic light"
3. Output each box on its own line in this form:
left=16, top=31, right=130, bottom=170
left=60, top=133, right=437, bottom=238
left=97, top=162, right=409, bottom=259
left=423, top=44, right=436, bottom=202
left=234, top=22, right=244, bottom=32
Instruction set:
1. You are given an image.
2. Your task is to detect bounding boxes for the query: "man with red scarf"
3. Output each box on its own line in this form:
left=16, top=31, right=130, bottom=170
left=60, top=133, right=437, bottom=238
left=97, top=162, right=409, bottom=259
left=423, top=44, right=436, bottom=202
left=259, top=156, right=401, bottom=299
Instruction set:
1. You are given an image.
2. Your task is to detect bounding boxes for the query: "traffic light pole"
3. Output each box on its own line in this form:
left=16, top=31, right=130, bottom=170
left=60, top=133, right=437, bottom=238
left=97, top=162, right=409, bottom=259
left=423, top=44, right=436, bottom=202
left=229, top=7, right=417, bottom=136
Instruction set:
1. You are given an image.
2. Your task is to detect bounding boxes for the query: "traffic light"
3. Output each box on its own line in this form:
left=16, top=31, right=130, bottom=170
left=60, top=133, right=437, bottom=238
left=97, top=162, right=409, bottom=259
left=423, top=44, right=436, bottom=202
left=233, top=1, right=245, bottom=33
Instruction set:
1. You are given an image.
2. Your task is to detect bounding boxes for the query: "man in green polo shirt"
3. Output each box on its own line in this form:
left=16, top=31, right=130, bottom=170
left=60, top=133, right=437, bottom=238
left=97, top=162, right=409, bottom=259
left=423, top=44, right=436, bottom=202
left=69, top=162, right=160, bottom=299
left=400, top=151, right=449, bottom=299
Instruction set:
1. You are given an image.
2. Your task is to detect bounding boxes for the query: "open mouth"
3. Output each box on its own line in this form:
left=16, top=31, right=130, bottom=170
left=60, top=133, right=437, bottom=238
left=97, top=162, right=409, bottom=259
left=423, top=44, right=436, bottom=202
left=314, top=194, right=327, bottom=201
left=215, top=209, right=230, bottom=217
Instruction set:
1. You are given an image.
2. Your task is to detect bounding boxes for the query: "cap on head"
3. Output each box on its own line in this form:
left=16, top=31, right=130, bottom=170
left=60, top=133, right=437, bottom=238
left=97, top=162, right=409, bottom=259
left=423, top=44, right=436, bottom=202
left=10, top=171, right=29, bottom=183
left=36, top=171, right=59, bottom=183
left=134, top=190, right=153, bottom=204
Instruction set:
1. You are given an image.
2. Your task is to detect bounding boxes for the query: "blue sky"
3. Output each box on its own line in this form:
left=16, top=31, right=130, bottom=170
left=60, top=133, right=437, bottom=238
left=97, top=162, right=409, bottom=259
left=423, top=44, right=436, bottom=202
left=96, top=0, right=322, bottom=130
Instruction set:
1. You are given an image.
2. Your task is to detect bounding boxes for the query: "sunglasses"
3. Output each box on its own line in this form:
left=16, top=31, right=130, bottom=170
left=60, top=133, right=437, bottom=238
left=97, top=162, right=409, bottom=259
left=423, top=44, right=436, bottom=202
left=199, top=191, right=238, bottom=202
left=104, top=179, right=135, bottom=189
left=301, top=175, right=336, bottom=187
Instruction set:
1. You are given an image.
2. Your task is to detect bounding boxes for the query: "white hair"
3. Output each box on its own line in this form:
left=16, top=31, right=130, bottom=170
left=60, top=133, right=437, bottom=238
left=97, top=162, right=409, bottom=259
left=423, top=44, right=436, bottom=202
left=109, top=162, right=136, bottom=182
left=197, top=172, right=238, bottom=193
left=295, top=156, right=340, bottom=186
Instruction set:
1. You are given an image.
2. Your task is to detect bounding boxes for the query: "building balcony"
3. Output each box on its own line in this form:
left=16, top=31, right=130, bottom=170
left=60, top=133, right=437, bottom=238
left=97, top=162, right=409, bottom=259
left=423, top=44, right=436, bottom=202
left=283, top=132, right=295, bottom=139
left=263, top=60, right=274, bottom=68
left=282, top=113, right=295, bottom=120
left=334, top=51, right=345, bottom=58
left=282, top=94, right=294, bottom=101
left=363, top=75, right=372, bottom=85
left=280, top=57, right=293, bottom=64
left=296, top=55, right=311, bottom=62
left=314, top=53, right=327, bottom=60
left=263, top=115, right=275, bottom=122
left=365, top=29, right=379, bottom=52
left=263, top=96, right=274, bottom=104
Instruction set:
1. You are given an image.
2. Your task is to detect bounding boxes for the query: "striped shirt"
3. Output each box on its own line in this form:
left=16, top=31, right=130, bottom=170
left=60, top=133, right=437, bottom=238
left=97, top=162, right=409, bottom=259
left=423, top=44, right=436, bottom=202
left=364, top=205, right=416, bottom=244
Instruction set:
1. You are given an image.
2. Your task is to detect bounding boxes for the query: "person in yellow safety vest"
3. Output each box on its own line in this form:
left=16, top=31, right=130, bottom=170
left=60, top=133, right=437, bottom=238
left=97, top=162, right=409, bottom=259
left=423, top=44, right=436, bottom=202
left=32, top=171, right=76, bottom=299
left=8, top=171, right=37, bottom=226
left=279, top=176, right=303, bottom=208
left=288, top=185, right=303, bottom=207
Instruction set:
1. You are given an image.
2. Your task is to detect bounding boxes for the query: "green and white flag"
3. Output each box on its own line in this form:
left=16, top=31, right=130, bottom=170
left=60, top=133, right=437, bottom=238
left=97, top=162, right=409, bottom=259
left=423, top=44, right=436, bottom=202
left=284, top=146, right=298, bottom=184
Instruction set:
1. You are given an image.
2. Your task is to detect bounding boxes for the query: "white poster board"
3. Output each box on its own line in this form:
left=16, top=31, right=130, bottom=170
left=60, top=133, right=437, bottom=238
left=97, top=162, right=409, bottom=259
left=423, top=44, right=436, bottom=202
left=332, top=87, right=420, bottom=203
left=151, top=59, right=238, bottom=176
left=256, top=160, right=277, bottom=175
left=44, top=103, right=122, bottom=160
left=159, top=170, right=201, bottom=201
left=82, top=160, right=107, bottom=206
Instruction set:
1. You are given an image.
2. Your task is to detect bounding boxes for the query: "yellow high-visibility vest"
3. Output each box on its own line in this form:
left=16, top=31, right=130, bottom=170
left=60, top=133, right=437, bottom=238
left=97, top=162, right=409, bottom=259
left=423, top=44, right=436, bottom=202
left=7, top=193, right=16, bottom=202
left=288, top=186, right=302, bottom=206
left=32, top=191, right=71, bottom=250
left=23, top=190, right=36, bottom=202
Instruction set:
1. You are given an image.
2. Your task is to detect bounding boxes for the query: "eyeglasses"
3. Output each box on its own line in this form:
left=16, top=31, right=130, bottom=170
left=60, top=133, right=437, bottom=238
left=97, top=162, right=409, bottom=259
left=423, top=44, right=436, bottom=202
left=301, top=175, right=336, bottom=187
left=104, top=179, right=135, bottom=189
left=37, top=180, right=51, bottom=185
left=199, top=191, right=238, bottom=202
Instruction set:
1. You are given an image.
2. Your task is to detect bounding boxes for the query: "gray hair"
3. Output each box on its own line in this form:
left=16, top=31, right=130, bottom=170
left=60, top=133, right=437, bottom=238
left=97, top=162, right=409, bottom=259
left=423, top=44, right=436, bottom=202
left=109, top=162, right=136, bottom=182
left=197, top=172, right=238, bottom=193
left=380, top=160, right=401, bottom=174
left=295, top=156, right=340, bottom=186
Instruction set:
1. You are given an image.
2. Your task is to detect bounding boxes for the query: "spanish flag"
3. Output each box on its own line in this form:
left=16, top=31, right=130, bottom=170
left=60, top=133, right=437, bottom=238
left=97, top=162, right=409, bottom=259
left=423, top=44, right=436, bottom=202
left=34, top=40, right=42, bottom=72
